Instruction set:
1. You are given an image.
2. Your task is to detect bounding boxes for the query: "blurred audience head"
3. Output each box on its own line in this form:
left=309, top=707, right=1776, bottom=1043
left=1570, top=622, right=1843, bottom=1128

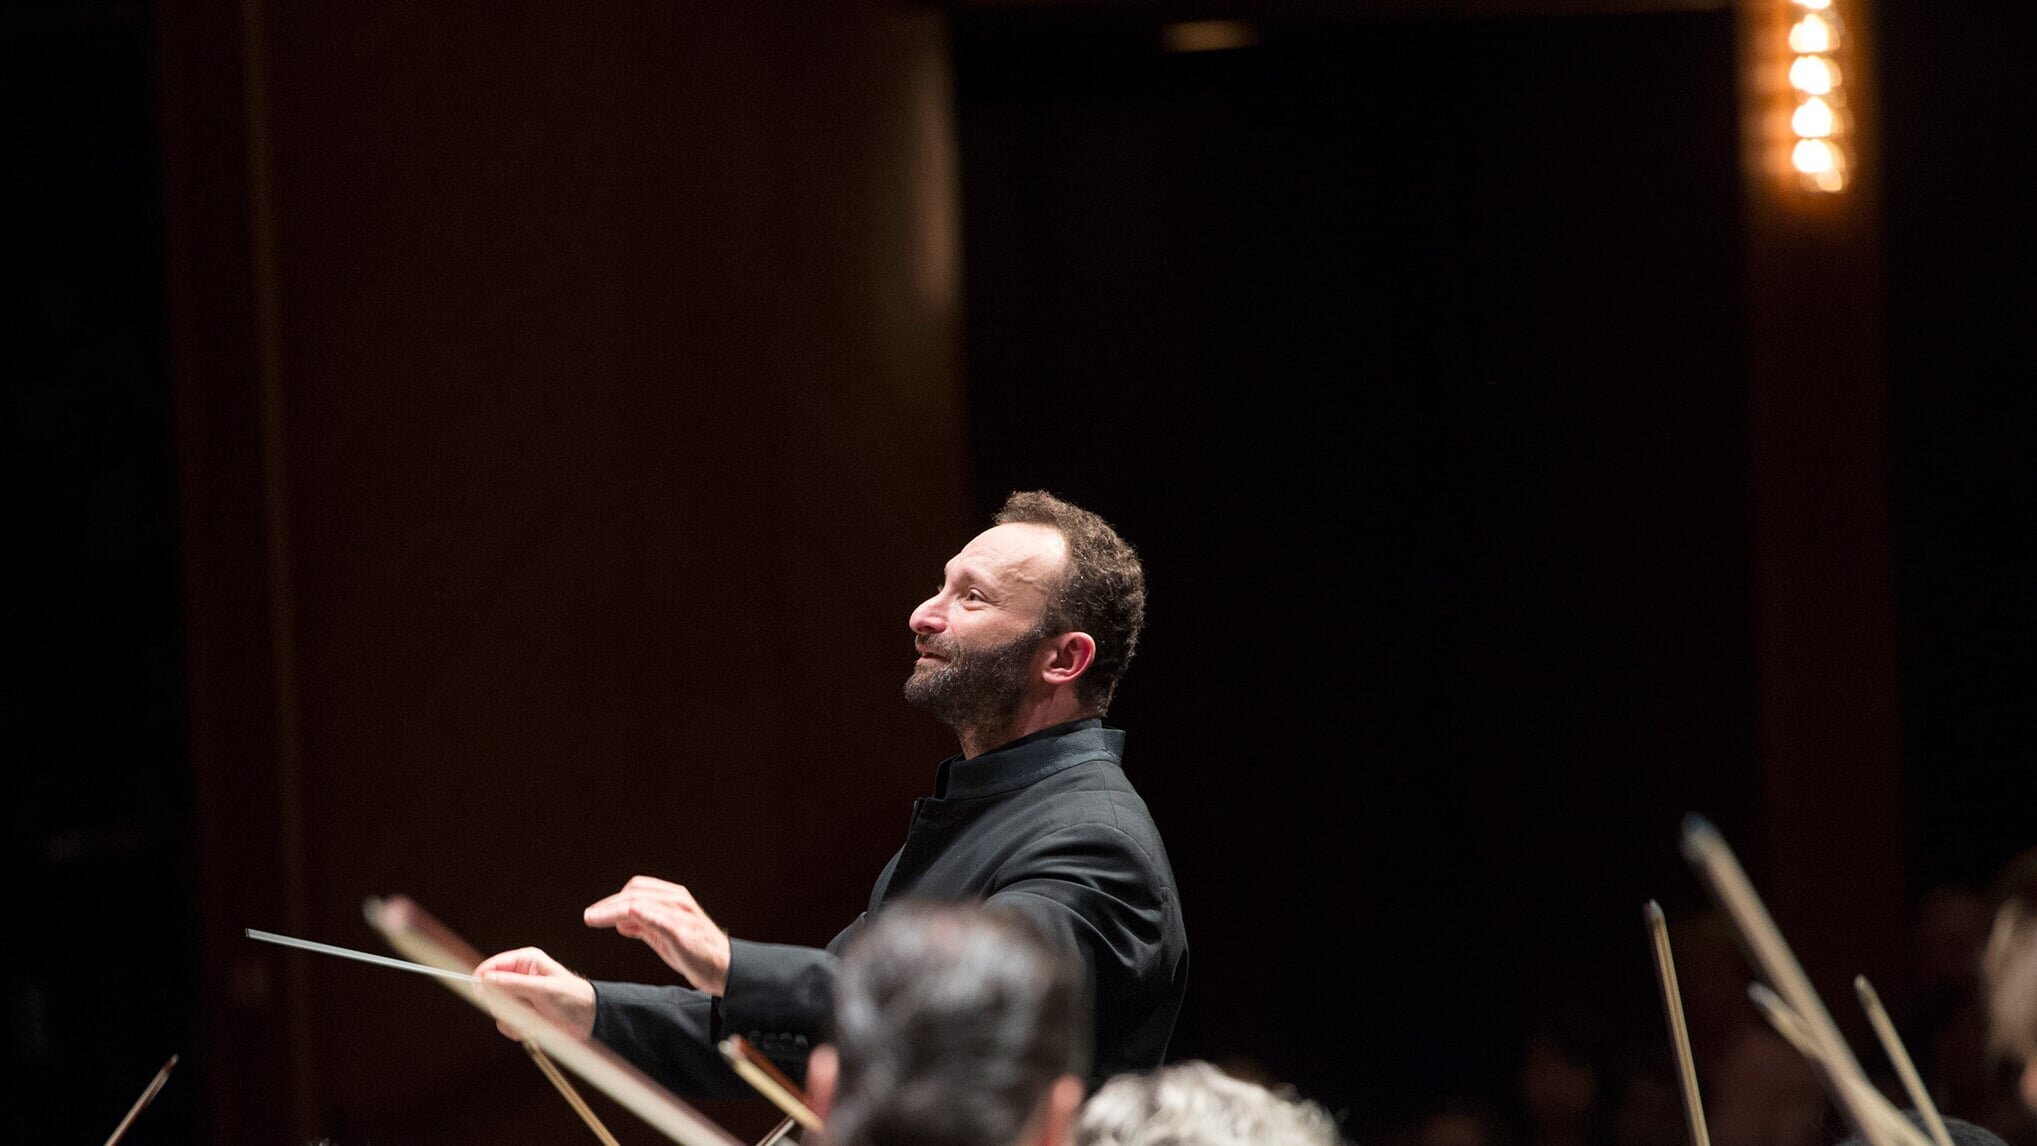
left=1837, top=1111, right=2008, bottom=1146
left=1984, top=889, right=2037, bottom=1113
left=808, top=900, right=1089, bottom=1146
left=1603, top=1051, right=1683, bottom=1146
left=1417, top=1097, right=1510, bottom=1146
left=1917, top=885, right=1992, bottom=995
left=1073, top=1060, right=1344, bottom=1146
left=1521, top=1031, right=1601, bottom=1144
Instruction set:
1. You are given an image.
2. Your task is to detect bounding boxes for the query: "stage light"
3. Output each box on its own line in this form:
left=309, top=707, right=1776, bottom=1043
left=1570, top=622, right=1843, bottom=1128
left=1791, top=139, right=1845, bottom=191
left=1789, top=55, right=1837, bottom=95
left=1776, top=0, right=1851, bottom=193
left=1747, top=0, right=1860, bottom=195
left=1791, top=96, right=1836, bottom=138
left=1788, top=13, right=1837, bottom=53
left=1792, top=138, right=1837, bottom=173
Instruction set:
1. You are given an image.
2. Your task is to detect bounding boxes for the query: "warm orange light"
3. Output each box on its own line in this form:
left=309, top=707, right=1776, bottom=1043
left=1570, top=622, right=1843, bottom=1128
left=1159, top=20, right=1259, bottom=53
left=1791, top=97, right=1836, bottom=138
left=1766, top=0, right=1852, bottom=196
left=1791, top=139, right=1846, bottom=191
left=1789, top=55, right=1838, bottom=95
left=1788, top=14, right=1837, bottom=53
left=1792, top=138, right=1836, bottom=173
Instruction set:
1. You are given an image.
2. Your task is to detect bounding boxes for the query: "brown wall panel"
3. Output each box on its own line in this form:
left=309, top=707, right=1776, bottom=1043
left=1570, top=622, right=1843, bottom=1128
left=1734, top=0, right=1909, bottom=1043
left=164, top=3, right=965, bottom=1142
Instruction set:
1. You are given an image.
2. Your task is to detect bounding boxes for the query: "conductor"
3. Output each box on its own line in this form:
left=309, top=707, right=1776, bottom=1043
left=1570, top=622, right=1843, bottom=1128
left=475, top=491, right=1188, bottom=1095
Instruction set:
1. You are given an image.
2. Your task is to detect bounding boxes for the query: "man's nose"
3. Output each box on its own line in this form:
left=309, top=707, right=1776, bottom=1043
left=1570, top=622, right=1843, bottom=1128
left=910, top=595, right=945, bottom=633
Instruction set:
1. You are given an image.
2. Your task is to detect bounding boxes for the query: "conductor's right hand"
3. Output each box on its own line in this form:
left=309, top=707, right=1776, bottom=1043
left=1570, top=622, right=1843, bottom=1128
left=473, top=946, right=597, bottom=1042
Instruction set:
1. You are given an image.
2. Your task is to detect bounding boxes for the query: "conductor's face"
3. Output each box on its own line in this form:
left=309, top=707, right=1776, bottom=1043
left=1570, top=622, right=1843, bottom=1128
left=905, top=522, right=1067, bottom=730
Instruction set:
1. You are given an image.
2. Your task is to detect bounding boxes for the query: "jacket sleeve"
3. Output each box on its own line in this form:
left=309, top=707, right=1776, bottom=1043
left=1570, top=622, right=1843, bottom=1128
left=983, top=812, right=1187, bottom=1079
left=589, top=914, right=869, bottom=1094
left=588, top=979, right=751, bottom=1098
left=713, top=938, right=836, bottom=1074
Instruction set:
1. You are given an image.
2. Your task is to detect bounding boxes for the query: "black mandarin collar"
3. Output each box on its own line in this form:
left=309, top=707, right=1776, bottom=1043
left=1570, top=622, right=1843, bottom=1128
left=930, top=718, right=1123, bottom=801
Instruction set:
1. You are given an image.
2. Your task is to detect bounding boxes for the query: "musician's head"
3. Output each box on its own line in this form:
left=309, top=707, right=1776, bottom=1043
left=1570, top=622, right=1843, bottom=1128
left=1073, top=1061, right=1344, bottom=1146
left=988, top=491, right=1144, bottom=716
left=1835, top=1111, right=2007, bottom=1146
left=807, top=900, right=1089, bottom=1146
left=1984, top=890, right=2037, bottom=1112
left=907, top=492, right=1144, bottom=752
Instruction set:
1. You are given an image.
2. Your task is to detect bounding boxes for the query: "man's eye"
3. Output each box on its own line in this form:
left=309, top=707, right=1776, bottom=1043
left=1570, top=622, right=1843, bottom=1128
left=964, top=589, right=986, bottom=602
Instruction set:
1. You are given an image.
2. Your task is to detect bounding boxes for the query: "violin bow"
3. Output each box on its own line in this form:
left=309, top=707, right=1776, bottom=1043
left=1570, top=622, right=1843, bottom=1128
left=1680, top=817, right=1931, bottom=1146
left=1855, top=975, right=1956, bottom=1146
left=103, top=1053, right=177, bottom=1146
left=1747, top=984, right=1936, bottom=1146
left=1643, top=901, right=1712, bottom=1146
left=361, top=897, right=623, bottom=1146
left=365, top=894, right=746, bottom=1146
left=718, top=1034, right=823, bottom=1133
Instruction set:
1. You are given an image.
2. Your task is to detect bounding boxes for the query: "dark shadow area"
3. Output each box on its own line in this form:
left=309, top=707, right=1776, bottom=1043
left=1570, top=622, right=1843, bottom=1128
left=4, top=2, right=196, bottom=1142
left=954, top=11, right=1753, bottom=1132
left=1880, top=4, right=2037, bottom=896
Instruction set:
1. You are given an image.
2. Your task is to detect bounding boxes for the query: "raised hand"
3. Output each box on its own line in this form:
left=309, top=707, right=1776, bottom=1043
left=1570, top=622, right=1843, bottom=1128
left=473, top=946, right=598, bottom=1040
left=583, top=876, right=733, bottom=996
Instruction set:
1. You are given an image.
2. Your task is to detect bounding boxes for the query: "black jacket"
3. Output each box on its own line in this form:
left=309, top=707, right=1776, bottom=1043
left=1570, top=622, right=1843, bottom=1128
left=591, top=718, right=1189, bottom=1095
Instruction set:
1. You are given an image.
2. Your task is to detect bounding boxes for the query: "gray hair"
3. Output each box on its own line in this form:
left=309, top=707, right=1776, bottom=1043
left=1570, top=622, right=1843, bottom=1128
left=1075, top=1061, right=1344, bottom=1146
left=828, top=901, right=1089, bottom=1146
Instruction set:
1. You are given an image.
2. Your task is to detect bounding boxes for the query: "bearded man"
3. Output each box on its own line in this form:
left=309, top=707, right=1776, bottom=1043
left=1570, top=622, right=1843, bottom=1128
left=475, top=491, right=1188, bottom=1096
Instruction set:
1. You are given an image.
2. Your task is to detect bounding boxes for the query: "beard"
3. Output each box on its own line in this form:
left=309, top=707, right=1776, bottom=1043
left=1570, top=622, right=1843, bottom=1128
left=903, top=624, right=1047, bottom=738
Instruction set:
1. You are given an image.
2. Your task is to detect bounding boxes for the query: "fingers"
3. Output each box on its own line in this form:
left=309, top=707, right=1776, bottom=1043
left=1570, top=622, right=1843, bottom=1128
left=473, top=956, right=597, bottom=1042
left=475, top=946, right=566, bottom=978
left=579, top=876, right=730, bottom=995
left=584, top=876, right=700, bottom=929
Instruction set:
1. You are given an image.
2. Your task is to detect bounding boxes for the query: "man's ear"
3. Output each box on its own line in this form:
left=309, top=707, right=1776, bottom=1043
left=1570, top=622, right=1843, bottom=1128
left=806, top=1044, right=838, bottom=1121
left=1034, top=1073, right=1086, bottom=1146
left=1039, top=631, right=1096, bottom=687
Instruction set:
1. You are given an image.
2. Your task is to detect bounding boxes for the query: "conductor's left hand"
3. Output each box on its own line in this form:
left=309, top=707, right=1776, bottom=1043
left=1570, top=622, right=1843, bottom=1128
left=584, top=876, right=732, bottom=997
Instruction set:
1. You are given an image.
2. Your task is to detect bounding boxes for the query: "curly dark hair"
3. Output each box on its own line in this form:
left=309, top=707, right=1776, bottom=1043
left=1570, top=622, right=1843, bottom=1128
left=826, top=901, right=1090, bottom=1146
left=993, top=491, right=1146, bottom=715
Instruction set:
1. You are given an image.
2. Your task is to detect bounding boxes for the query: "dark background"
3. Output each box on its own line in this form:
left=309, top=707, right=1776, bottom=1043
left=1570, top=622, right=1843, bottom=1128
left=8, top=0, right=2034, bottom=1143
